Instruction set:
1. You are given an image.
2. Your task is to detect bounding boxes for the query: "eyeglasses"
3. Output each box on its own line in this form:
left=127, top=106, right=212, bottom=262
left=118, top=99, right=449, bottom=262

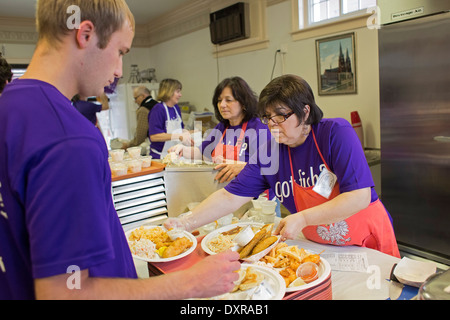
left=134, top=94, right=142, bottom=101
left=261, top=111, right=295, bottom=125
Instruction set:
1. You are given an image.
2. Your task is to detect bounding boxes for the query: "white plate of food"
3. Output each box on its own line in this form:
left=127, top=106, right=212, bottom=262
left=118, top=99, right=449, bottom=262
left=258, top=243, right=331, bottom=292
left=126, top=225, right=197, bottom=263
left=201, top=222, right=263, bottom=255
left=202, top=222, right=281, bottom=263
left=203, top=264, right=286, bottom=300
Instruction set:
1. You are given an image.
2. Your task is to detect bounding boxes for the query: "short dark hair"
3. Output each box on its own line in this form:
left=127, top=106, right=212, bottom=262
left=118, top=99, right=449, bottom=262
left=258, top=74, right=323, bottom=125
left=212, top=77, right=258, bottom=126
left=0, top=56, right=13, bottom=93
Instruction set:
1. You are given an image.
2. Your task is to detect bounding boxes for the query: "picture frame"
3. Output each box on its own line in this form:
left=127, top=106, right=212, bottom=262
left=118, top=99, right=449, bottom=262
left=316, top=32, right=357, bottom=95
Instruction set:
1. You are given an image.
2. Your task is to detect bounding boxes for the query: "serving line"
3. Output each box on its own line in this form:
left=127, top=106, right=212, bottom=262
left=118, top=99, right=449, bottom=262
left=131, top=230, right=400, bottom=300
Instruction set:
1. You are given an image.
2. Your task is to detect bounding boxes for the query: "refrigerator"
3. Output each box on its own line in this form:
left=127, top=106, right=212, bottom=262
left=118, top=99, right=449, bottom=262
left=378, top=0, right=450, bottom=265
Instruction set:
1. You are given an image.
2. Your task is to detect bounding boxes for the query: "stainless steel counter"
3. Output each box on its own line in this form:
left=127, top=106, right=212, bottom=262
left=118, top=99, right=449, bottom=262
left=164, top=165, right=227, bottom=217
left=164, top=164, right=252, bottom=217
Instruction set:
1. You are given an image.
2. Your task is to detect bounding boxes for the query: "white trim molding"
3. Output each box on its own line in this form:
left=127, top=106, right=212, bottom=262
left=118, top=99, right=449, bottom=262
left=0, top=17, right=38, bottom=44
left=0, top=0, right=273, bottom=57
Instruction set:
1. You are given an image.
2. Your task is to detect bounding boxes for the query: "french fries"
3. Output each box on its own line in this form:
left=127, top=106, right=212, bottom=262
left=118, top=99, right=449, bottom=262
left=260, top=243, right=322, bottom=287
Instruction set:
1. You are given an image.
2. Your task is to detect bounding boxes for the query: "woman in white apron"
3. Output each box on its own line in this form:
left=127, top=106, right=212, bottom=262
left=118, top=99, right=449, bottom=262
left=148, top=79, right=192, bottom=159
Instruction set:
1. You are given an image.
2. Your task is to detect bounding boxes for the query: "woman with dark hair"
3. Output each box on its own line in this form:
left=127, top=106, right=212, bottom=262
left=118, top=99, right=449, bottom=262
left=171, top=76, right=274, bottom=184
left=166, top=74, right=400, bottom=257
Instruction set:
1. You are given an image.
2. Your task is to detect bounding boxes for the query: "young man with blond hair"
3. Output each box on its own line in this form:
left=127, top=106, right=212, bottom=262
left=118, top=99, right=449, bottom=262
left=0, top=0, right=239, bottom=300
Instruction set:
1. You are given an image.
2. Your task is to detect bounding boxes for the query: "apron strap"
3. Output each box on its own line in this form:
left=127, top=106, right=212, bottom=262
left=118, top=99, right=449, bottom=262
left=287, top=147, right=301, bottom=211
left=288, top=128, right=329, bottom=185
left=311, top=128, right=331, bottom=172
left=234, top=121, right=248, bottom=152
left=217, top=121, right=248, bottom=158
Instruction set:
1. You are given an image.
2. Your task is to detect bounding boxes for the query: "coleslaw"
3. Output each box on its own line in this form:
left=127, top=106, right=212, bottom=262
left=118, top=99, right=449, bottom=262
left=128, top=238, right=157, bottom=259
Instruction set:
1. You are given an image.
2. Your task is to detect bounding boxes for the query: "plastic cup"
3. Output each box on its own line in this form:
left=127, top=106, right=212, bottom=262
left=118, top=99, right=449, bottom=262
left=141, top=156, right=152, bottom=168
left=251, top=199, right=263, bottom=210
left=110, top=149, right=125, bottom=162
left=217, top=213, right=233, bottom=227
left=127, top=147, right=142, bottom=159
left=261, top=212, right=276, bottom=224
left=125, top=159, right=142, bottom=173
left=233, top=225, right=255, bottom=247
left=248, top=208, right=261, bottom=217
left=110, top=162, right=127, bottom=176
left=202, top=222, right=216, bottom=234
left=296, top=262, right=319, bottom=283
left=260, top=201, right=277, bottom=214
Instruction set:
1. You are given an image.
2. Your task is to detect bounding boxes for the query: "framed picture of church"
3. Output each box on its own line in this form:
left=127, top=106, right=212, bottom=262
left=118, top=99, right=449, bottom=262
left=316, top=32, right=357, bottom=95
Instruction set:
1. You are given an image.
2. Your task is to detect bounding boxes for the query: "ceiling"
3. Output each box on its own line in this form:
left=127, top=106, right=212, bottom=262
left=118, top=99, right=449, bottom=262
left=0, top=0, right=193, bottom=25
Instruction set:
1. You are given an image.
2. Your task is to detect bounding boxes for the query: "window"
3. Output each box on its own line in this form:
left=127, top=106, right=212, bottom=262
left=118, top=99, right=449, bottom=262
left=300, top=0, right=377, bottom=27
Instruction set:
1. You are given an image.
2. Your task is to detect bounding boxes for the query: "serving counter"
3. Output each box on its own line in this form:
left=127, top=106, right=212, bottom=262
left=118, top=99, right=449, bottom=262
left=132, top=229, right=402, bottom=300
left=113, top=160, right=406, bottom=300
left=163, top=164, right=228, bottom=216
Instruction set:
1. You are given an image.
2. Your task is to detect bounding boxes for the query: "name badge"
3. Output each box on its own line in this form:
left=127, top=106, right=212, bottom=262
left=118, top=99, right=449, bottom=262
left=312, top=167, right=337, bottom=199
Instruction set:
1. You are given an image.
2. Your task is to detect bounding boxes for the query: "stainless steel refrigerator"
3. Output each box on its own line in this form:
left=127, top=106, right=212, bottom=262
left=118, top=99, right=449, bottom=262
left=378, top=0, right=450, bottom=265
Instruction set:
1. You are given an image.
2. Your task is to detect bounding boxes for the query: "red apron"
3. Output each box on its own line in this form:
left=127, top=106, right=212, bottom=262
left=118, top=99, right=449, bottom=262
left=212, top=122, right=248, bottom=162
left=288, top=129, right=400, bottom=257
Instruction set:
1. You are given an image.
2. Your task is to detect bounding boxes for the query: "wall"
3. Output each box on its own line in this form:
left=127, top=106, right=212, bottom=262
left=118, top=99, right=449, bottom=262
left=0, top=0, right=381, bottom=148
left=128, top=0, right=381, bottom=148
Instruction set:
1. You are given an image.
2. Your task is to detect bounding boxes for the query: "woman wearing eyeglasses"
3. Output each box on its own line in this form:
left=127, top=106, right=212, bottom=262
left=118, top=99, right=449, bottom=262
left=165, top=74, right=399, bottom=257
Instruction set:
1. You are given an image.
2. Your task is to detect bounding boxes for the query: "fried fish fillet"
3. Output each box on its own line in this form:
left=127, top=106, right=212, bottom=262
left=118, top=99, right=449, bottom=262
left=162, top=237, right=193, bottom=258
left=251, top=235, right=278, bottom=255
left=239, top=229, right=267, bottom=259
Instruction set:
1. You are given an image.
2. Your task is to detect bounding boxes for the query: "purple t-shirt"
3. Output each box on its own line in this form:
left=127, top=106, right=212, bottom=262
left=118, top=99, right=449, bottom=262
left=148, top=102, right=184, bottom=159
left=0, top=79, right=137, bottom=300
left=225, top=118, right=378, bottom=214
left=201, top=117, right=276, bottom=199
left=72, top=99, right=102, bottom=125
left=200, top=117, right=273, bottom=163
